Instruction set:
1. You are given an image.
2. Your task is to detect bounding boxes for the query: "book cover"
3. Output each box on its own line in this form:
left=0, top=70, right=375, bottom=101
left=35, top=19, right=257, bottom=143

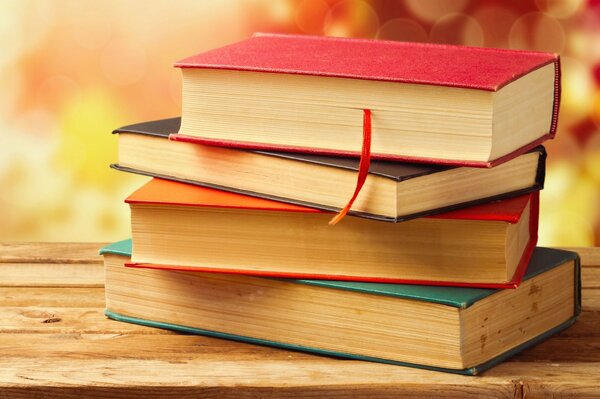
left=175, top=33, right=559, bottom=92
left=112, top=117, right=546, bottom=222
left=101, top=240, right=581, bottom=375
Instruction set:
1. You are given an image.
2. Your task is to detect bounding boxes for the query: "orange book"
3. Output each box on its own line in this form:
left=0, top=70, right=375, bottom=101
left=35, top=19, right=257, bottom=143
left=126, top=178, right=538, bottom=288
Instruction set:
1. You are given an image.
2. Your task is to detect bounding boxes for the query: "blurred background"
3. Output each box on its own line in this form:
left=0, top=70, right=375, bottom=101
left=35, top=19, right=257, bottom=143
left=1, top=0, right=599, bottom=245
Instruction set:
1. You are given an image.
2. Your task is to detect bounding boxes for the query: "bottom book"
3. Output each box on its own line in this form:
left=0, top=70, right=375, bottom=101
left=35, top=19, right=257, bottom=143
left=101, top=240, right=580, bottom=375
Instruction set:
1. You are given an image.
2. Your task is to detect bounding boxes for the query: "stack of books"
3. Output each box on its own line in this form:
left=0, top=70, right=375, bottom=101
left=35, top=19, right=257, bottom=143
left=101, top=34, right=580, bottom=375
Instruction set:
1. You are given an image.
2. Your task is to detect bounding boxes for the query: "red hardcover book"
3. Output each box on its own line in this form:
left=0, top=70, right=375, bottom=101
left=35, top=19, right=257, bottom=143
left=172, top=33, right=560, bottom=167
left=126, top=178, right=538, bottom=288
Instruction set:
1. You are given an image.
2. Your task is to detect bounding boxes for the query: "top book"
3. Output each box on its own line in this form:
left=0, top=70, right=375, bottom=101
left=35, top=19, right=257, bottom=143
left=173, top=33, right=560, bottom=167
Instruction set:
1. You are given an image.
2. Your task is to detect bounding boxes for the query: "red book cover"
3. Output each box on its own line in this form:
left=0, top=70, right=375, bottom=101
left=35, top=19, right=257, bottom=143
left=176, top=32, right=558, bottom=92
left=126, top=179, right=538, bottom=289
left=172, top=33, right=560, bottom=167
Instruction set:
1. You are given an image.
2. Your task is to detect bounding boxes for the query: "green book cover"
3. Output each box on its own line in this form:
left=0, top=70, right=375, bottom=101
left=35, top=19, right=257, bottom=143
left=101, top=239, right=581, bottom=375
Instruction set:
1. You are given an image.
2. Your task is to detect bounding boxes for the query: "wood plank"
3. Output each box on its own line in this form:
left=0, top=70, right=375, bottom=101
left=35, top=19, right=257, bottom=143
left=522, top=383, right=600, bottom=399
left=582, top=289, right=600, bottom=311
left=0, top=333, right=314, bottom=360
left=581, top=267, right=600, bottom=288
left=0, top=263, right=103, bottom=287
left=0, top=387, right=518, bottom=399
left=0, top=358, right=518, bottom=398
left=0, top=359, right=597, bottom=398
left=561, top=247, right=600, bottom=267
left=0, top=337, right=598, bottom=397
left=0, top=307, right=172, bottom=334
left=510, top=337, right=600, bottom=362
left=2, top=331, right=599, bottom=363
left=0, top=242, right=105, bottom=263
left=488, top=363, right=600, bottom=398
left=10, top=333, right=598, bottom=398
left=2, top=288, right=105, bottom=307
left=557, top=311, right=600, bottom=337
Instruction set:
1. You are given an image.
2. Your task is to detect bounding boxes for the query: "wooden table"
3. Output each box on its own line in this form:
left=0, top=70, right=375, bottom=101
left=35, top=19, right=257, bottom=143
left=1, top=243, right=599, bottom=398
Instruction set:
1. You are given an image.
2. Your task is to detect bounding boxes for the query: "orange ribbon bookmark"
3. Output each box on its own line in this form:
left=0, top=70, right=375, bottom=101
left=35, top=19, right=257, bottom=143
left=329, top=109, right=372, bottom=225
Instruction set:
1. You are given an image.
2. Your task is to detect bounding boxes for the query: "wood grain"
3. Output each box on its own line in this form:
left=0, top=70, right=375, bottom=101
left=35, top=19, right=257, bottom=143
left=0, top=387, right=519, bottom=399
left=557, top=311, right=600, bottom=337
left=2, top=287, right=104, bottom=307
left=0, top=242, right=598, bottom=398
left=0, top=242, right=105, bottom=263
left=0, top=334, right=310, bottom=360
left=581, top=267, right=600, bottom=288
left=583, top=289, right=600, bottom=310
left=0, top=307, right=172, bottom=334
left=0, top=358, right=518, bottom=397
left=561, top=247, right=600, bottom=267
left=0, top=263, right=104, bottom=287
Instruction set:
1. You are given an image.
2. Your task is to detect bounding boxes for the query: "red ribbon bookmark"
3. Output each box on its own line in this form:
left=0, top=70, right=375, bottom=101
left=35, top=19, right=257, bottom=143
left=329, top=109, right=372, bottom=225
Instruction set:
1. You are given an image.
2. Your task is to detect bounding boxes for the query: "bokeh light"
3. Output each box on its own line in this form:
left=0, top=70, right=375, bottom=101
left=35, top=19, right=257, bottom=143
left=324, top=0, right=379, bottom=38
left=100, top=40, right=147, bottom=86
left=535, top=0, right=584, bottom=19
left=405, top=0, right=470, bottom=23
left=472, top=6, right=517, bottom=48
left=1, top=0, right=599, bottom=246
left=584, top=133, right=600, bottom=184
left=430, top=13, right=484, bottom=46
left=295, top=0, right=330, bottom=34
left=560, top=57, right=595, bottom=125
left=377, top=18, right=428, bottom=42
left=509, top=12, right=566, bottom=53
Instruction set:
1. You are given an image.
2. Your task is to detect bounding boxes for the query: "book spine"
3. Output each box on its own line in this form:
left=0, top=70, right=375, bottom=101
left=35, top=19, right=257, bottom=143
left=574, top=252, right=582, bottom=317
left=535, top=147, right=547, bottom=189
left=549, top=57, right=561, bottom=138
left=506, top=191, right=540, bottom=287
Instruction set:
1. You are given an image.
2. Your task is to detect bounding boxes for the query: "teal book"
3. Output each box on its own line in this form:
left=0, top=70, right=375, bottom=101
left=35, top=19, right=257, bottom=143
left=101, top=240, right=580, bottom=375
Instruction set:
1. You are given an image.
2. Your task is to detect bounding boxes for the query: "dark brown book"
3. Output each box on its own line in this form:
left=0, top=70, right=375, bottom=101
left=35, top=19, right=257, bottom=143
left=112, top=118, right=545, bottom=222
